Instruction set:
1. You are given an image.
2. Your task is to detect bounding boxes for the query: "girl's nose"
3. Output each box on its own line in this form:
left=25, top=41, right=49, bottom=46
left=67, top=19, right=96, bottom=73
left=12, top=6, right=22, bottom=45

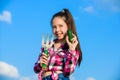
left=56, top=27, right=60, bottom=32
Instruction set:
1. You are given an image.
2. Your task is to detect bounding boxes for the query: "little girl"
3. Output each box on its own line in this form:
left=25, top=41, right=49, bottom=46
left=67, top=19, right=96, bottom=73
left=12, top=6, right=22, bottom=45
left=34, top=8, right=82, bottom=80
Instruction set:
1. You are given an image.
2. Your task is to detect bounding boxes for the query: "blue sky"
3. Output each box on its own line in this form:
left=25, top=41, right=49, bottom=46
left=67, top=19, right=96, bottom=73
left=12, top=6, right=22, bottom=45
left=0, top=0, right=120, bottom=80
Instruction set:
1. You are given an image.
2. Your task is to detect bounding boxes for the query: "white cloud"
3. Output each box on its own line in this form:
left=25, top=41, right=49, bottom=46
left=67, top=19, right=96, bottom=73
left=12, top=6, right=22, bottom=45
left=0, top=11, right=11, bottom=24
left=111, top=5, right=120, bottom=12
left=0, top=61, right=19, bottom=78
left=0, top=61, right=38, bottom=80
left=93, top=0, right=120, bottom=12
left=80, top=0, right=120, bottom=14
left=86, top=77, right=96, bottom=80
left=83, top=6, right=94, bottom=13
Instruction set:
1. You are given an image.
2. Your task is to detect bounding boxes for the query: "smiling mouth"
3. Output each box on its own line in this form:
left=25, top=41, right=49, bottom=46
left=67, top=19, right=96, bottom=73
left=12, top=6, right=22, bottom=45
left=56, top=33, right=62, bottom=37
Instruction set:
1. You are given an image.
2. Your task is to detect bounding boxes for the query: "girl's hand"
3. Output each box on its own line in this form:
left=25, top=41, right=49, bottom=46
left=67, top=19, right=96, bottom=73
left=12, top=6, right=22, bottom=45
left=39, top=52, right=49, bottom=68
left=66, top=33, right=78, bottom=51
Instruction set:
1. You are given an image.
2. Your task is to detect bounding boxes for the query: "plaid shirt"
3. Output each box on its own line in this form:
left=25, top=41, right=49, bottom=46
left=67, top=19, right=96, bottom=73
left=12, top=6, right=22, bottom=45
left=34, top=43, right=79, bottom=80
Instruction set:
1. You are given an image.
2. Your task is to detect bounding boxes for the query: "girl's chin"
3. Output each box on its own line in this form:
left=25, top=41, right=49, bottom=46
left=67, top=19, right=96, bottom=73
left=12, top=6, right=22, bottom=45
left=57, top=36, right=64, bottom=40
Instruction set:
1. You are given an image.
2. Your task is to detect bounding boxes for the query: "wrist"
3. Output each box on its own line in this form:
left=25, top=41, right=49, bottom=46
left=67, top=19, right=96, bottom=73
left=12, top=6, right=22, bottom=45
left=69, top=47, right=75, bottom=51
left=67, top=49, right=76, bottom=57
left=68, top=49, right=76, bottom=52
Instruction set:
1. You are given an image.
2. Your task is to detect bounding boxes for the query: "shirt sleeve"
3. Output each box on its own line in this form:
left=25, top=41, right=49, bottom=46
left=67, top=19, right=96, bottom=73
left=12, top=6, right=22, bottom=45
left=33, top=55, right=42, bottom=73
left=33, top=48, right=45, bottom=73
left=63, top=50, right=79, bottom=76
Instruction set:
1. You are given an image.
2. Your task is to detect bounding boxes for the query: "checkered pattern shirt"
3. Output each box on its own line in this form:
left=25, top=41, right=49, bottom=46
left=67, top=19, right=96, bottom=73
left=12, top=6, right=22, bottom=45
left=34, top=44, right=79, bottom=80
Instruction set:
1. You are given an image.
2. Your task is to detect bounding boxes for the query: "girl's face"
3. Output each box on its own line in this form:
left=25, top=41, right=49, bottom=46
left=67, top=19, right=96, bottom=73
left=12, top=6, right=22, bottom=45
left=52, top=17, right=68, bottom=40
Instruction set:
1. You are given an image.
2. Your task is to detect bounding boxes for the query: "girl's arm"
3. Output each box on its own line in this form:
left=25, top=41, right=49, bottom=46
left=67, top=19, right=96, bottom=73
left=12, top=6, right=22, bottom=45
left=34, top=48, right=45, bottom=73
left=64, top=50, right=79, bottom=76
left=33, top=55, right=42, bottom=73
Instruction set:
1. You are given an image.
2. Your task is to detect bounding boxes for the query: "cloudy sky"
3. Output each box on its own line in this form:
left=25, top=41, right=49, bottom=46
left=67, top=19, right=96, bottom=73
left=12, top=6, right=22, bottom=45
left=0, top=0, right=120, bottom=80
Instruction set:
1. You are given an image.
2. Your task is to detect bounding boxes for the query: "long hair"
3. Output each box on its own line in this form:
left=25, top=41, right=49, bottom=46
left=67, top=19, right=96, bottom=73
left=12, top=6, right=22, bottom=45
left=51, top=8, right=82, bottom=66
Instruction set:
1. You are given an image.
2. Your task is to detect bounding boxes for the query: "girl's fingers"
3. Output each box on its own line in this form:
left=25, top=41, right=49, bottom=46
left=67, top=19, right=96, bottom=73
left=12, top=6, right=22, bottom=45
left=66, top=33, right=77, bottom=43
left=71, top=37, right=78, bottom=43
left=40, top=54, right=49, bottom=66
left=70, top=35, right=77, bottom=43
left=40, top=59, right=48, bottom=66
left=42, top=52, right=49, bottom=57
left=41, top=59, right=48, bottom=64
left=65, top=35, right=69, bottom=43
left=42, top=55, right=48, bottom=60
left=72, top=33, right=77, bottom=40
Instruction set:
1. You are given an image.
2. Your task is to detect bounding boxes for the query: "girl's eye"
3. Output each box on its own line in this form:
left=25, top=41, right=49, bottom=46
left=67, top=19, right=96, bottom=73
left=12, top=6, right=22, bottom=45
left=59, top=24, right=63, bottom=27
left=52, top=26, right=56, bottom=29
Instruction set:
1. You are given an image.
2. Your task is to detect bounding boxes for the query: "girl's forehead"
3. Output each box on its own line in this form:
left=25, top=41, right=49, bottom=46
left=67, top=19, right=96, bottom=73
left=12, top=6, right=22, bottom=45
left=52, top=17, right=66, bottom=23
left=53, top=16, right=63, bottom=20
left=53, top=17, right=64, bottom=22
left=54, top=16, right=65, bottom=20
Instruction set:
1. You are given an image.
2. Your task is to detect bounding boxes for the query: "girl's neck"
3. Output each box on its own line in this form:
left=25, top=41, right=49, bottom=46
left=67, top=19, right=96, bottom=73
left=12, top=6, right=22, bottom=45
left=53, top=38, right=66, bottom=51
left=55, top=38, right=66, bottom=45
